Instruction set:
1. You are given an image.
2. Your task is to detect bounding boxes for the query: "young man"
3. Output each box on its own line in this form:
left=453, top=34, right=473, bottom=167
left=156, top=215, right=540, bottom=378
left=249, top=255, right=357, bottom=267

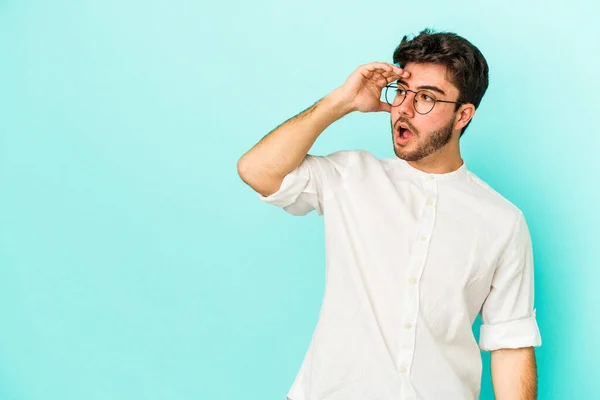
left=237, top=29, right=542, bottom=400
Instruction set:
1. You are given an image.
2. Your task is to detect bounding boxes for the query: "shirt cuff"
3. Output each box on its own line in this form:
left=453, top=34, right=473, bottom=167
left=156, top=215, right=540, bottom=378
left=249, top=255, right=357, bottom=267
left=479, top=311, right=542, bottom=351
left=257, top=169, right=310, bottom=209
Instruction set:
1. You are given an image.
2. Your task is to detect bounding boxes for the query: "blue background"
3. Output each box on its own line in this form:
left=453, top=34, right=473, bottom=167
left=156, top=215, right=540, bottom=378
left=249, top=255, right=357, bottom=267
left=1, top=0, right=598, bottom=398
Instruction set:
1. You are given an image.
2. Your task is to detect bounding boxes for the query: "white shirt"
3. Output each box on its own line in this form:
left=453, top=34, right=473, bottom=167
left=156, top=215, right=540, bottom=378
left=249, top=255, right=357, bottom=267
left=259, top=149, right=541, bottom=400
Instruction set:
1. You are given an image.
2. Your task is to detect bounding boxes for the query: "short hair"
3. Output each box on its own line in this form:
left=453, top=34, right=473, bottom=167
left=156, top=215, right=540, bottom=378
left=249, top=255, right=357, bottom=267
left=392, top=28, right=489, bottom=136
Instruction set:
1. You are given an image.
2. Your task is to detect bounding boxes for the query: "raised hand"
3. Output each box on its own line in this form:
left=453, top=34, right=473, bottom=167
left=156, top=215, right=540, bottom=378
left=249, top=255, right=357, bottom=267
left=332, top=62, right=410, bottom=113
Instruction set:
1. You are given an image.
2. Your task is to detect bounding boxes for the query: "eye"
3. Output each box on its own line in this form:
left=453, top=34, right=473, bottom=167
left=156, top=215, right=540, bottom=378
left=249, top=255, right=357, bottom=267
left=418, top=91, right=436, bottom=102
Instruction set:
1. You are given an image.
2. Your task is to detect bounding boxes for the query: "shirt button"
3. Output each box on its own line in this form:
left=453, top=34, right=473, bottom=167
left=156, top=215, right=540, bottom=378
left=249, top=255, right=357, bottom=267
left=405, top=322, right=412, bottom=329
left=400, top=366, right=408, bottom=373
left=427, top=175, right=434, bottom=181
left=420, top=235, right=427, bottom=241
left=426, top=199, right=434, bottom=206
left=409, top=277, right=417, bottom=284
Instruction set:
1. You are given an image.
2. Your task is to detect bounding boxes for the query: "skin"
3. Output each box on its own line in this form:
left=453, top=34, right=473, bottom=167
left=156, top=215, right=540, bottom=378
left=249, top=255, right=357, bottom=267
left=388, top=62, right=475, bottom=174
left=491, top=347, right=538, bottom=399
left=237, top=62, right=410, bottom=197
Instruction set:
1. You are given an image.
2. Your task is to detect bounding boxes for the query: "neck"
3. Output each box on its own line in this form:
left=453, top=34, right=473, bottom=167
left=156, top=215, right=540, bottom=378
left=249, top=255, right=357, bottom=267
left=406, top=142, right=463, bottom=174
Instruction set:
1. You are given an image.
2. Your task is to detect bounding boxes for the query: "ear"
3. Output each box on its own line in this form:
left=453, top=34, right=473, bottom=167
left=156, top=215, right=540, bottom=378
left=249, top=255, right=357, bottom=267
left=454, top=103, right=476, bottom=131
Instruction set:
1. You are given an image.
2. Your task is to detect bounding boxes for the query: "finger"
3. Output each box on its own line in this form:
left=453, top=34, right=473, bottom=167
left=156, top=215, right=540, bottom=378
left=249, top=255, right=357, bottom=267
left=361, top=69, right=394, bottom=86
left=376, top=71, right=404, bottom=86
left=386, top=64, right=410, bottom=78
left=381, top=70, right=402, bottom=79
left=386, top=74, right=401, bottom=84
left=373, top=74, right=395, bottom=88
left=394, top=68, right=410, bottom=78
left=361, top=67, right=403, bottom=88
left=365, top=62, right=409, bottom=78
left=377, top=101, right=392, bottom=113
left=363, top=62, right=395, bottom=74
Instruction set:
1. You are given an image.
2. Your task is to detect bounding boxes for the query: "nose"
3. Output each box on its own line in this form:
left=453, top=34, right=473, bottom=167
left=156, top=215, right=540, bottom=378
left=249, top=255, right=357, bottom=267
left=396, top=91, right=416, bottom=118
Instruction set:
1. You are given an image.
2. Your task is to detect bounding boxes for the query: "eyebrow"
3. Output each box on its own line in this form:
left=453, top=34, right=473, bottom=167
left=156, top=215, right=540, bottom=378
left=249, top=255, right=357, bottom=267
left=397, top=79, right=446, bottom=96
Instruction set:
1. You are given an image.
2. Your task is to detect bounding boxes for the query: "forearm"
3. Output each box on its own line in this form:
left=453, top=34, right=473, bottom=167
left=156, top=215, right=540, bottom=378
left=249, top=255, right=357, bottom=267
left=237, top=89, right=352, bottom=197
left=491, top=347, right=537, bottom=400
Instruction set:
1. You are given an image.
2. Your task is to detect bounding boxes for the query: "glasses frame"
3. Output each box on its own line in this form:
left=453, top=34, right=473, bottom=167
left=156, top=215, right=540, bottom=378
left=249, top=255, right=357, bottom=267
left=384, top=83, right=465, bottom=115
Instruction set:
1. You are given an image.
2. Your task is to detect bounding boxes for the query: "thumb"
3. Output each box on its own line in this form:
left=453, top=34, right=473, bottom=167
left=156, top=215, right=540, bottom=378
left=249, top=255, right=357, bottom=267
left=377, top=101, right=392, bottom=113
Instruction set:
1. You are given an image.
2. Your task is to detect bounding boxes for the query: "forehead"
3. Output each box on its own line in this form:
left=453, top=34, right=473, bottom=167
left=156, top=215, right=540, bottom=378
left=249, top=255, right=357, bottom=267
left=400, top=62, right=458, bottom=95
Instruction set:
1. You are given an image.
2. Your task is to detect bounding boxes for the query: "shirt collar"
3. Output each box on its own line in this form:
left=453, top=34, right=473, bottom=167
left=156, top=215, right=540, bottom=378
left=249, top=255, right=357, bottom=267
left=395, top=158, right=468, bottom=182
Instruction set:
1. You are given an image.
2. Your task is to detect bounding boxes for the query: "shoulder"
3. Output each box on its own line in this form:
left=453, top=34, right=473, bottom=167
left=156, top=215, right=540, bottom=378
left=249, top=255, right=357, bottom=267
left=464, top=171, right=526, bottom=229
left=309, top=149, right=379, bottom=163
left=305, top=149, right=385, bottom=175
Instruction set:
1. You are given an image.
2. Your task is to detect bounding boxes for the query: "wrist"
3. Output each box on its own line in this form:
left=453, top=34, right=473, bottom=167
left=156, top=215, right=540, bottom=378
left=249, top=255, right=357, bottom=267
left=325, top=88, right=356, bottom=117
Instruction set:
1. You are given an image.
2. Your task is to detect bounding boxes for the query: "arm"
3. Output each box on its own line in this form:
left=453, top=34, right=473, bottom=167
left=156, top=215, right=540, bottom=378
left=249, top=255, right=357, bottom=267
left=478, top=213, right=542, bottom=395
left=491, top=347, right=537, bottom=399
left=236, top=63, right=409, bottom=197
left=236, top=92, right=351, bottom=197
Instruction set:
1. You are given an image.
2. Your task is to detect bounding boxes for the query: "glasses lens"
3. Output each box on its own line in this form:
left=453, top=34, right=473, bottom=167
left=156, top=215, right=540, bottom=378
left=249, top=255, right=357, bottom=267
left=415, top=91, right=436, bottom=114
left=385, top=85, right=404, bottom=107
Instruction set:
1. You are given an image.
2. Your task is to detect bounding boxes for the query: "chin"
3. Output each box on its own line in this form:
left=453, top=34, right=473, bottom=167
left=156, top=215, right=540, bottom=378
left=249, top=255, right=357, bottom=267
left=394, top=148, right=420, bottom=162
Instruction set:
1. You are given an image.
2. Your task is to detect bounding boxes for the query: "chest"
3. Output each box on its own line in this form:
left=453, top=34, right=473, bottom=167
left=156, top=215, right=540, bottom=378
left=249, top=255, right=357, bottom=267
left=331, top=176, right=502, bottom=303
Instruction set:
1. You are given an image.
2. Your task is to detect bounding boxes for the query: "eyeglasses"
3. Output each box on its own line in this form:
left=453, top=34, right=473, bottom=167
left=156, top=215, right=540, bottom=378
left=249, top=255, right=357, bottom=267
left=383, top=83, right=465, bottom=115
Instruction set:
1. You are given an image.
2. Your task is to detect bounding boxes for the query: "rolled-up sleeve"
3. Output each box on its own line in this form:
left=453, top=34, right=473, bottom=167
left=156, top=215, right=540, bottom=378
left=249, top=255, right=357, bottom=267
left=258, top=151, right=353, bottom=216
left=478, top=212, right=542, bottom=351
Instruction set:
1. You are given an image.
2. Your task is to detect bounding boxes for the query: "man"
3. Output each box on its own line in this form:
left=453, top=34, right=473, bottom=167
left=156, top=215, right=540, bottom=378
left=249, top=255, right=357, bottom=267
left=237, top=29, right=542, bottom=400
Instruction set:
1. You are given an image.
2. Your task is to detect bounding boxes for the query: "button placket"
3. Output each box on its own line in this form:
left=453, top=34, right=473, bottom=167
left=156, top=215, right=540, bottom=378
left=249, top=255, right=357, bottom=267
left=396, top=177, right=438, bottom=386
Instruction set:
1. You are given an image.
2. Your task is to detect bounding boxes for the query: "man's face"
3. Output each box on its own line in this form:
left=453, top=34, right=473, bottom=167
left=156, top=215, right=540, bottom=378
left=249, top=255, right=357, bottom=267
left=390, top=62, right=462, bottom=161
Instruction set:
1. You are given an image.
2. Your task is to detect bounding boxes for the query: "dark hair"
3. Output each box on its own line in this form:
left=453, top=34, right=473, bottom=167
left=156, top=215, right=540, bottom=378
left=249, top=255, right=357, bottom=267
left=392, top=28, right=489, bottom=136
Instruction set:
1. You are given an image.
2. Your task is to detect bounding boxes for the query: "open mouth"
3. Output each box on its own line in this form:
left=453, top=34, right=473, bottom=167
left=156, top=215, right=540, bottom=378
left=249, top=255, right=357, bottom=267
left=396, top=126, right=414, bottom=143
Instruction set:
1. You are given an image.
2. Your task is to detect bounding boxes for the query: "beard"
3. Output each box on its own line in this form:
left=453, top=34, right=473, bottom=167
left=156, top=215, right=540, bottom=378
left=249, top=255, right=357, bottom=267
left=391, top=115, right=456, bottom=162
